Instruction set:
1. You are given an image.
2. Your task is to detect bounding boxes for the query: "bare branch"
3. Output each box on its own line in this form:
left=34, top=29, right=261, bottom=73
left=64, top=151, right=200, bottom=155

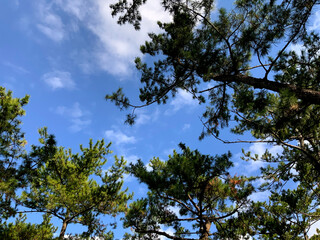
left=187, top=193, right=201, bottom=213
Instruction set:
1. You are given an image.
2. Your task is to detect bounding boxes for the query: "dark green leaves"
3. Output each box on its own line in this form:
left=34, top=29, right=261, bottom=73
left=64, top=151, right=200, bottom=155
left=124, top=145, right=254, bottom=239
left=22, top=128, right=131, bottom=238
left=0, top=87, right=29, bottom=219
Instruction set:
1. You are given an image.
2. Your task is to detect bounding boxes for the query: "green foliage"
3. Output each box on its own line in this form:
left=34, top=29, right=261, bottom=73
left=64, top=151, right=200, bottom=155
left=226, top=183, right=320, bottom=239
left=107, top=0, right=320, bottom=165
left=108, top=0, right=320, bottom=238
left=0, top=86, right=29, bottom=219
left=0, top=213, right=57, bottom=240
left=22, top=128, right=132, bottom=239
left=124, top=144, right=254, bottom=239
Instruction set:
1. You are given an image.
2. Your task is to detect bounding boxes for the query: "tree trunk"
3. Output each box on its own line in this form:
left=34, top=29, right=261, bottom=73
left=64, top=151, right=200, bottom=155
left=304, top=229, right=309, bottom=240
left=200, top=219, right=211, bottom=240
left=59, top=220, right=68, bottom=240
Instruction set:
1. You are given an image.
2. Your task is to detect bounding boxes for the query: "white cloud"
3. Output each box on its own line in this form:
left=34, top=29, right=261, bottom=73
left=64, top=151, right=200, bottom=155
left=123, top=154, right=139, bottom=164
left=69, top=118, right=91, bottom=132
left=145, top=162, right=153, bottom=172
left=56, top=102, right=84, bottom=118
left=166, top=89, right=198, bottom=114
left=53, top=0, right=88, bottom=20
left=233, top=142, right=283, bottom=175
left=105, top=129, right=136, bottom=145
left=36, top=1, right=65, bottom=42
left=308, top=220, right=320, bottom=237
left=43, top=71, right=75, bottom=90
left=289, top=9, right=320, bottom=55
left=122, top=173, right=136, bottom=183
left=244, top=142, right=282, bottom=173
left=135, top=109, right=160, bottom=126
left=289, top=43, right=305, bottom=55
left=159, top=226, right=175, bottom=240
left=2, top=61, right=29, bottom=74
left=182, top=123, right=191, bottom=131
left=55, top=102, right=91, bottom=132
left=35, top=0, right=171, bottom=76
left=135, top=112, right=151, bottom=126
left=249, top=190, right=270, bottom=202
left=86, top=0, right=171, bottom=76
left=309, top=10, right=320, bottom=31
left=168, top=205, right=181, bottom=218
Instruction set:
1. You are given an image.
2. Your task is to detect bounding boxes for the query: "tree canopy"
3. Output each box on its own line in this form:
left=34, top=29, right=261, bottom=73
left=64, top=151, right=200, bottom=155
left=107, top=0, right=320, bottom=175
left=0, top=87, right=131, bottom=239
left=3, top=0, right=320, bottom=238
left=123, top=144, right=254, bottom=240
left=107, top=0, right=320, bottom=238
left=0, top=213, right=57, bottom=240
left=0, top=86, right=29, bottom=219
left=22, top=128, right=132, bottom=239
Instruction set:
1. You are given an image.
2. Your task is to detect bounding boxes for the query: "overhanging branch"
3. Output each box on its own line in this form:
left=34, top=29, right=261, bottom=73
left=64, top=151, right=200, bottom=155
left=214, top=74, right=320, bottom=105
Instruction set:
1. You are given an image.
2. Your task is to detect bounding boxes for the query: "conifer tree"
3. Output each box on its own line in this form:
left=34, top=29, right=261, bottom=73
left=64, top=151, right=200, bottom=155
left=0, top=86, right=29, bottom=219
left=107, top=0, right=320, bottom=173
left=107, top=0, right=320, bottom=237
left=0, top=213, right=57, bottom=240
left=22, top=128, right=132, bottom=239
left=124, top=144, right=253, bottom=240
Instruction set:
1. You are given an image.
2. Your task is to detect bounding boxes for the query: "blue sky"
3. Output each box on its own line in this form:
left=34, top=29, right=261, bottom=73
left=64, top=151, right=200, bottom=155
left=2, top=0, right=320, bottom=238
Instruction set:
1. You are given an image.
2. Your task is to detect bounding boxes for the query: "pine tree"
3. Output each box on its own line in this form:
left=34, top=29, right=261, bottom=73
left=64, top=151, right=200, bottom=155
left=0, top=213, right=57, bottom=240
left=107, top=0, right=320, bottom=173
left=124, top=144, right=253, bottom=239
left=0, top=86, right=29, bottom=219
left=107, top=0, right=320, bottom=237
left=22, top=128, right=132, bottom=239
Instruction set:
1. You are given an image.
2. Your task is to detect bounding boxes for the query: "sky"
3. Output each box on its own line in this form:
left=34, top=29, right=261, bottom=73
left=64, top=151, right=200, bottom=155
left=1, top=0, right=320, bottom=238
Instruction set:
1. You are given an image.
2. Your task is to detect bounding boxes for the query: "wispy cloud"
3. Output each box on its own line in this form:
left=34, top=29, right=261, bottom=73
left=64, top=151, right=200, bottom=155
left=159, top=226, right=175, bottom=240
left=56, top=102, right=83, bottom=118
left=234, top=142, right=282, bottom=175
left=249, top=142, right=282, bottom=157
left=34, top=0, right=171, bottom=76
left=85, top=0, right=171, bottom=76
left=309, top=10, right=320, bottom=31
left=36, top=1, right=65, bottom=42
left=308, top=220, right=320, bottom=237
left=182, top=123, right=191, bottom=131
left=2, top=61, right=29, bottom=74
left=165, top=89, right=198, bottom=114
left=69, top=118, right=91, bottom=132
left=42, top=71, right=75, bottom=90
left=248, top=142, right=282, bottom=172
left=134, top=109, right=160, bottom=126
left=55, top=102, right=91, bottom=132
left=123, top=154, right=139, bottom=165
left=289, top=10, right=320, bottom=55
left=168, top=206, right=181, bottom=218
left=289, top=43, right=305, bottom=55
left=53, top=0, right=89, bottom=20
left=105, top=129, right=136, bottom=145
left=249, top=190, right=270, bottom=202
